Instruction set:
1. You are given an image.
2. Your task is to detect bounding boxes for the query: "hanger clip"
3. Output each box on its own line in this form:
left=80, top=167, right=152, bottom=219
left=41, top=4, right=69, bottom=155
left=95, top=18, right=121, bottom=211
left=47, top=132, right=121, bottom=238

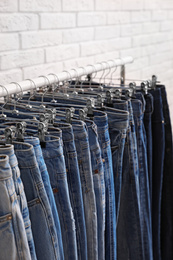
left=86, top=98, right=95, bottom=116
left=38, top=122, right=48, bottom=146
left=151, top=75, right=157, bottom=89
left=4, top=126, right=16, bottom=144
left=97, top=94, right=104, bottom=108
left=66, top=107, right=75, bottom=123
left=106, top=90, right=113, bottom=105
left=16, top=122, right=26, bottom=142
left=141, top=81, right=148, bottom=95
left=46, top=108, right=56, bottom=124
left=79, top=108, right=88, bottom=121
left=114, top=89, right=122, bottom=99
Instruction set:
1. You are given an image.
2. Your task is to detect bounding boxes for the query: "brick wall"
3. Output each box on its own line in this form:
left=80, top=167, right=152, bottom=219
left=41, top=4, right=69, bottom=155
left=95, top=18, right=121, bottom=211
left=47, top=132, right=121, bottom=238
left=0, top=0, right=173, bottom=121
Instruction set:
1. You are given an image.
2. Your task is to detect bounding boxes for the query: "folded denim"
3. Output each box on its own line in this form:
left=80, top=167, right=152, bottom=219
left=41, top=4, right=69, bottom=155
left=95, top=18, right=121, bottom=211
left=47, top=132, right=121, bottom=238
left=0, top=154, right=32, bottom=260
left=13, top=141, right=60, bottom=260
left=0, top=144, right=37, bottom=260
left=41, top=135, right=78, bottom=260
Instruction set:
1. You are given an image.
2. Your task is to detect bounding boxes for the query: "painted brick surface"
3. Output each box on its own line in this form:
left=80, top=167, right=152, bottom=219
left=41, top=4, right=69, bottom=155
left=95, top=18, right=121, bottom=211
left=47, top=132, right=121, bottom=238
left=0, top=0, right=172, bottom=122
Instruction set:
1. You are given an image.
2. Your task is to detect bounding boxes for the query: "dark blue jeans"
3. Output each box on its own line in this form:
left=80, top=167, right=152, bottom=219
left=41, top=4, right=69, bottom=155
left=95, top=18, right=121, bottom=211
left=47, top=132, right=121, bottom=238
left=158, top=85, right=173, bottom=260
left=143, top=93, right=154, bottom=205
left=132, top=97, right=153, bottom=260
left=150, top=88, right=165, bottom=260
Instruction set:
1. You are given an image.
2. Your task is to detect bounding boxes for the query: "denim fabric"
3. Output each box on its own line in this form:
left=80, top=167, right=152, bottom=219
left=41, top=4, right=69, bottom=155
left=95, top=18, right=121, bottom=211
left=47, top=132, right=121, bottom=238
left=23, top=136, right=64, bottom=260
left=131, top=97, right=153, bottom=260
left=158, top=85, right=173, bottom=260
left=105, top=107, right=129, bottom=222
left=117, top=121, right=144, bottom=260
left=13, top=142, right=60, bottom=260
left=150, top=88, right=165, bottom=260
left=94, top=111, right=117, bottom=260
left=86, top=119, right=105, bottom=260
left=48, top=122, right=88, bottom=260
left=0, top=144, right=37, bottom=260
left=0, top=154, right=32, bottom=260
left=72, top=120, right=98, bottom=260
left=143, top=93, right=153, bottom=204
left=41, top=135, right=78, bottom=260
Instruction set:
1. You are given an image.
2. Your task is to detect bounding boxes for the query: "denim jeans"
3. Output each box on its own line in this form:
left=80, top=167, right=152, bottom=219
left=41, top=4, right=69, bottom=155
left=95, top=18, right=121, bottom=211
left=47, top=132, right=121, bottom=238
left=150, top=88, right=165, bottom=260
left=143, top=93, right=154, bottom=205
left=131, top=97, right=153, bottom=260
left=94, top=111, right=117, bottom=260
left=23, top=136, right=64, bottom=260
left=13, top=142, right=60, bottom=260
left=0, top=154, right=32, bottom=260
left=0, top=144, right=37, bottom=260
left=41, top=135, right=78, bottom=260
left=49, top=122, right=88, bottom=260
left=86, top=119, right=105, bottom=260
left=158, top=85, right=173, bottom=260
left=72, top=120, right=98, bottom=260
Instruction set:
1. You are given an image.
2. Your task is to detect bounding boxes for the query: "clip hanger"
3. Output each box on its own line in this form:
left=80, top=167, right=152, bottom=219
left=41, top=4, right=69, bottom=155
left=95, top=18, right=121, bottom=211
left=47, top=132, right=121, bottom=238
left=106, top=90, right=113, bottom=105
left=66, top=107, right=75, bottom=123
left=97, top=94, right=104, bottom=108
left=86, top=98, right=95, bottom=116
left=141, top=81, right=148, bottom=95
left=16, top=121, right=26, bottom=142
left=4, top=126, right=16, bottom=144
left=114, top=89, right=122, bottom=99
left=79, top=108, right=88, bottom=121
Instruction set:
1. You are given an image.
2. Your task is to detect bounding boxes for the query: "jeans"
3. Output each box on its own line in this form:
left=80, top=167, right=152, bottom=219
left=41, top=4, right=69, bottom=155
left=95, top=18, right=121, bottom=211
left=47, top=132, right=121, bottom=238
left=132, top=97, right=153, bottom=260
left=41, top=135, right=78, bottom=260
left=94, top=111, right=117, bottom=260
left=13, top=142, right=60, bottom=260
left=50, top=122, right=88, bottom=260
left=143, top=93, right=154, bottom=205
left=150, top=88, right=165, bottom=260
left=86, top=119, right=105, bottom=260
left=158, top=85, right=173, bottom=260
left=72, top=120, right=98, bottom=260
left=0, top=154, right=32, bottom=260
left=0, top=144, right=37, bottom=260
left=23, top=136, right=64, bottom=260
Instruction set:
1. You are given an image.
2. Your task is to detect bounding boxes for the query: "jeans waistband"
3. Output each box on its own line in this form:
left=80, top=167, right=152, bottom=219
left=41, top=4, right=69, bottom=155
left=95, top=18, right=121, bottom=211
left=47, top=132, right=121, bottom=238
left=0, top=144, right=19, bottom=169
left=105, top=107, right=129, bottom=130
left=0, top=155, right=12, bottom=180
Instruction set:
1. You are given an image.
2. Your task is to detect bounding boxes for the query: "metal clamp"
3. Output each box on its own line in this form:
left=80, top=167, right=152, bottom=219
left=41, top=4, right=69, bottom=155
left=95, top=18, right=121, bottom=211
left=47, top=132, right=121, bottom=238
left=97, top=94, right=104, bottom=108
left=141, top=81, right=148, bottom=95
left=106, top=90, right=113, bottom=104
left=66, top=107, right=75, bottom=123
left=46, top=108, right=56, bottom=124
left=114, top=89, right=122, bottom=99
left=16, top=122, right=26, bottom=141
left=86, top=98, right=95, bottom=116
left=38, top=122, right=48, bottom=143
left=79, top=108, right=88, bottom=121
left=4, top=127, right=16, bottom=144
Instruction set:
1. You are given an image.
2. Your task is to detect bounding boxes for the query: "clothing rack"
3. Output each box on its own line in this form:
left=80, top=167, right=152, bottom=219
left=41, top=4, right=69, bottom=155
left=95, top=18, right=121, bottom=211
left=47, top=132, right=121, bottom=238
left=0, top=56, right=133, bottom=98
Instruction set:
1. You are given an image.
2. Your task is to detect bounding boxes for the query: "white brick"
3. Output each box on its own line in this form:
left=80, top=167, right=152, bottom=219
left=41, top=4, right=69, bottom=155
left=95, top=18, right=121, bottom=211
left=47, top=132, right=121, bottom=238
left=21, top=31, right=62, bottom=49
left=133, top=35, right=153, bottom=47
left=95, top=0, right=121, bottom=11
left=80, top=41, right=108, bottom=56
left=128, top=57, right=149, bottom=72
left=160, top=1, right=173, bottom=9
left=151, top=32, right=173, bottom=44
left=120, top=47, right=141, bottom=59
left=41, top=13, right=76, bottom=29
left=142, top=22, right=160, bottom=33
left=125, top=70, right=142, bottom=80
left=107, top=12, right=130, bottom=25
left=1, top=49, right=45, bottom=70
left=152, top=10, right=168, bottom=21
left=122, top=0, right=143, bottom=10
left=63, top=56, right=95, bottom=70
left=23, top=62, right=63, bottom=79
left=143, top=0, right=160, bottom=10
left=46, top=44, right=80, bottom=63
left=62, top=0, right=94, bottom=11
left=168, top=11, right=173, bottom=19
left=0, top=69, right=22, bottom=85
left=107, top=37, right=132, bottom=52
left=19, top=0, right=61, bottom=12
left=131, top=11, right=151, bottom=22
left=93, top=51, right=120, bottom=63
left=161, top=21, right=173, bottom=31
left=0, top=0, right=18, bottom=12
left=95, top=26, right=120, bottom=40
left=0, top=34, right=19, bottom=52
left=77, top=12, right=106, bottom=27
left=63, top=28, right=94, bottom=44
left=121, top=24, right=142, bottom=36
left=141, top=45, right=158, bottom=56
left=0, top=14, right=39, bottom=32
left=150, top=51, right=172, bottom=65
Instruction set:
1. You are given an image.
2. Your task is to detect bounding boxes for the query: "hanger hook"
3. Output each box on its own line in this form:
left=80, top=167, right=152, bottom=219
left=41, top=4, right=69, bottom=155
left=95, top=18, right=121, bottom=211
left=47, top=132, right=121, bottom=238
left=48, top=73, right=60, bottom=102
left=25, top=79, right=37, bottom=107
left=96, top=62, right=106, bottom=85
left=78, top=66, right=88, bottom=90
left=10, top=82, right=23, bottom=112
left=39, top=75, right=52, bottom=107
left=70, top=68, right=79, bottom=94
left=0, top=85, right=9, bottom=117
left=108, top=59, right=117, bottom=86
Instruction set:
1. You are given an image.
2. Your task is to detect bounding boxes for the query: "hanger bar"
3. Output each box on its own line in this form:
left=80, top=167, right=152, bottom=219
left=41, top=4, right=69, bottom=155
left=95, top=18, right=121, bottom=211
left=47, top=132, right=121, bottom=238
left=0, top=56, right=133, bottom=98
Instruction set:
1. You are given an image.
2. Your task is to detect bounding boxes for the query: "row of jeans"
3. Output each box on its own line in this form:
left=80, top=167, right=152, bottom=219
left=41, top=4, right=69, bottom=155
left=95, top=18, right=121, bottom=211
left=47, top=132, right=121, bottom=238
left=0, top=81, right=172, bottom=260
